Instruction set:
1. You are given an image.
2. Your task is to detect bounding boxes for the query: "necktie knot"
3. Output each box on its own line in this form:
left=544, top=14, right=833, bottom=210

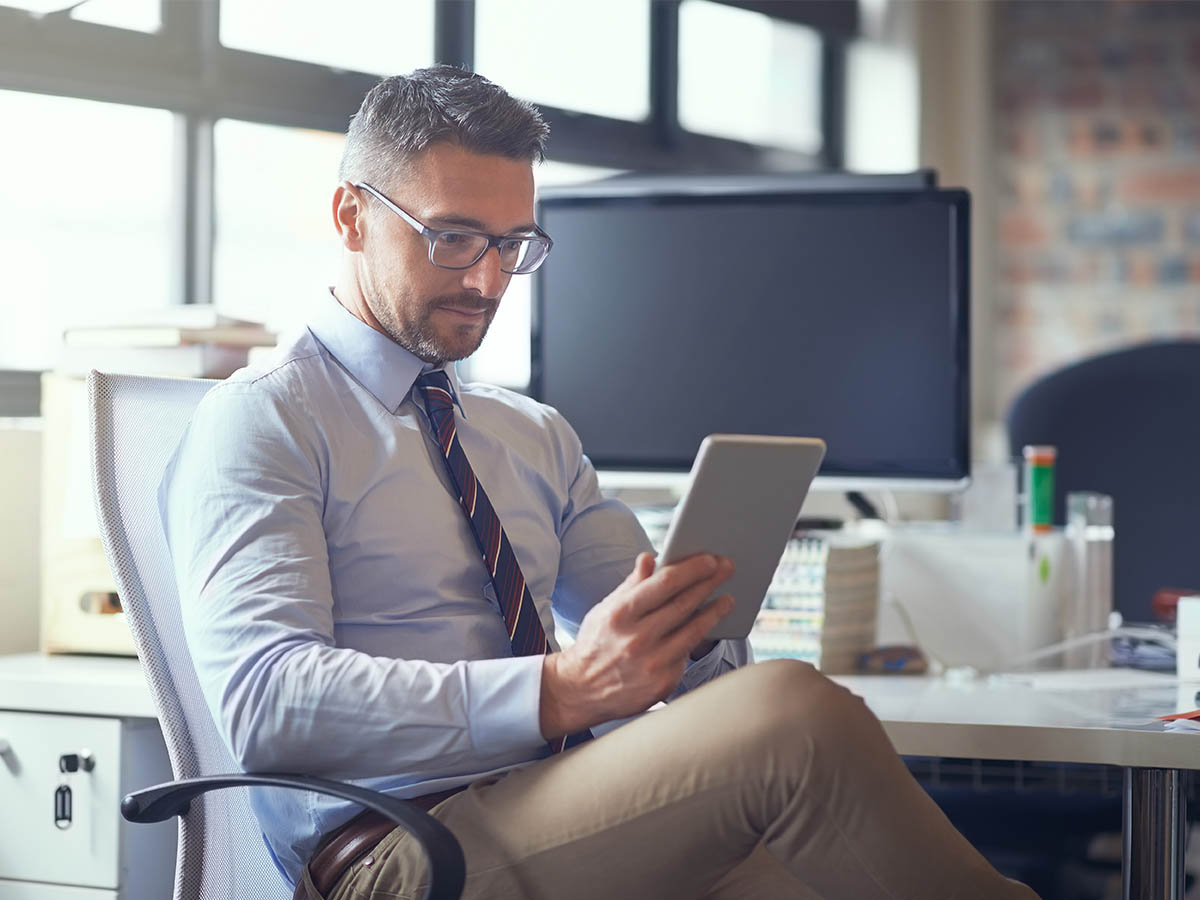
left=416, top=370, right=457, bottom=440
left=416, top=369, right=455, bottom=408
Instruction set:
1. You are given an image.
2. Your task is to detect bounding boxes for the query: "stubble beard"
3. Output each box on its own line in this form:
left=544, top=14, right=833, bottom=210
left=367, top=280, right=497, bottom=366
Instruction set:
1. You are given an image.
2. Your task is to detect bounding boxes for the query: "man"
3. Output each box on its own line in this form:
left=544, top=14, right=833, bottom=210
left=162, top=67, right=1038, bottom=900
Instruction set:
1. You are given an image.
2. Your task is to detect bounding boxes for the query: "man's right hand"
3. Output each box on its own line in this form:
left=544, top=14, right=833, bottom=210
left=539, top=552, right=736, bottom=740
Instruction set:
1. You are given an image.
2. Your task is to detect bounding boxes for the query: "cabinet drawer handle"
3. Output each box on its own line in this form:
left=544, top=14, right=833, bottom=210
left=55, top=784, right=72, bottom=829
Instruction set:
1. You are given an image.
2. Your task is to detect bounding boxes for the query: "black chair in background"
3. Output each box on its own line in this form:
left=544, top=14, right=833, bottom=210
left=932, top=341, right=1200, bottom=898
left=1007, top=340, right=1200, bottom=623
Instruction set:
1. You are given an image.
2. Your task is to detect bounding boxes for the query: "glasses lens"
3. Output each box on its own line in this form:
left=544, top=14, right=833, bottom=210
left=429, top=231, right=551, bottom=273
left=504, top=238, right=551, bottom=274
left=431, top=231, right=489, bottom=268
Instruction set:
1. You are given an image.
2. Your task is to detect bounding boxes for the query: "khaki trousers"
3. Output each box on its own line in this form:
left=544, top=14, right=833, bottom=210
left=324, top=660, right=1040, bottom=900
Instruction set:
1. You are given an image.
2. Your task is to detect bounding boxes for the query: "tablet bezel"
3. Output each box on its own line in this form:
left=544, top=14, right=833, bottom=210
left=658, top=434, right=827, bottom=641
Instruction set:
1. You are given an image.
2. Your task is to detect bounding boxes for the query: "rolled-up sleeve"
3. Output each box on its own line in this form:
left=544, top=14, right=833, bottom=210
left=161, top=383, right=546, bottom=780
left=671, top=638, right=753, bottom=700
left=549, top=411, right=652, bottom=639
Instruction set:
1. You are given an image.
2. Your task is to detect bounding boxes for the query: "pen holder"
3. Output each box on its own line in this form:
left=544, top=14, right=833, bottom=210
left=1062, top=492, right=1114, bottom=670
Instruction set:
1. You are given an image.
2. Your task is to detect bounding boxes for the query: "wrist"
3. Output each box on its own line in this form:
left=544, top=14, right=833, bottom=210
left=539, top=653, right=580, bottom=740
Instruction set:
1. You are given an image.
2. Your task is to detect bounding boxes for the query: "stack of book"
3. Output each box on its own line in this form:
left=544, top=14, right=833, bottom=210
left=748, top=532, right=881, bottom=673
left=628, top=506, right=880, bottom=673
left=58, top=305, right=275, bottom=378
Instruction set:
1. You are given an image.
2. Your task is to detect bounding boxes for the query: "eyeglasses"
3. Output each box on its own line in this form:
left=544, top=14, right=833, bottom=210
left=355, top=182, right=553, bottom=275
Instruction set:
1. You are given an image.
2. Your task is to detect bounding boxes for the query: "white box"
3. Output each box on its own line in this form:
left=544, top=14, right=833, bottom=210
left=39, top=373, right=134, bottom=656
left=0, top=420, right=41, bottom=655
left=878, top=525, right=1070, bottom=671
left=1175, top=597, right=1200, bottom=681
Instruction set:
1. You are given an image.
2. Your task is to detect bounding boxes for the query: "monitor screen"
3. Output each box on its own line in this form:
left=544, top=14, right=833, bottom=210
left=532, top=187, right=970, bottom=486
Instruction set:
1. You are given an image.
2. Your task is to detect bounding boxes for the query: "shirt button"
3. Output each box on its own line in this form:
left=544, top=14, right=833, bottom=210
left=362, top=856, right=375, bottom=867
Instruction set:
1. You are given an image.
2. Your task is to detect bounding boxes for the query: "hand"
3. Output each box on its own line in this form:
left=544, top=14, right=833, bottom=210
left=539, top=551, right=735, bottom=739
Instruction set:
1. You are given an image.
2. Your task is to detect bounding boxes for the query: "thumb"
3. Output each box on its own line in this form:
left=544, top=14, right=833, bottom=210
left=625, top=551, right=656, bottom=585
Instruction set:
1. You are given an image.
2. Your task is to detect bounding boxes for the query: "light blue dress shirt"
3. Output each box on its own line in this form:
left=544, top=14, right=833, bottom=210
left=160, top=291, right=750, bottom=886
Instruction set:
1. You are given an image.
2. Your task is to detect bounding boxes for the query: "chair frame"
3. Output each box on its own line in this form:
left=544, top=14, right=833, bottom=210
left=88, top=370, right=465, bottom=900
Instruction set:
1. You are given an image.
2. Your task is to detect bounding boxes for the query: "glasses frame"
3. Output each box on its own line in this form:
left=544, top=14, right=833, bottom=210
left=354, top=181, right=553, bottom=274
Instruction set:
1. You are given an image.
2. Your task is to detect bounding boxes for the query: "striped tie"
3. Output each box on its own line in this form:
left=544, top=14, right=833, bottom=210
left=416, top=370, right=590, bottom=752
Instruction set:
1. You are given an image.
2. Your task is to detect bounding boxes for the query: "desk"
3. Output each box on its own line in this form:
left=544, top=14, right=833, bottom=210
left=834, top=668, right=1192, bottom=900
left=0, top=652, right=159, bottom=718
left=6, top=654, right=1189, bottom=898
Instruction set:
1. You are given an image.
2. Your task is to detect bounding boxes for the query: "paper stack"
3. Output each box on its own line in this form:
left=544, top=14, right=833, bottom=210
left=749, top=532, right=881, bottom=673
left=1160, top=709, right=1200, bottom=732
left=58, top=304, right=275, bottom=378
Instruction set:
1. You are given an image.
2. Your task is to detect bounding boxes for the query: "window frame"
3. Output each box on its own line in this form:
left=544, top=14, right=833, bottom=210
left=0, top=0, right=852, bottom=323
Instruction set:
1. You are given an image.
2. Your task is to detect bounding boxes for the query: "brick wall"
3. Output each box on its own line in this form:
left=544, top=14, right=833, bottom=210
left=992, top=0, right=1200, bottom=412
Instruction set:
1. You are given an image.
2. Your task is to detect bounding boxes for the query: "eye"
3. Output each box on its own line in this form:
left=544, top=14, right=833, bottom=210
left=438, top=232, right=467, bottom=245
left=500, top=238, right=524, bottom=253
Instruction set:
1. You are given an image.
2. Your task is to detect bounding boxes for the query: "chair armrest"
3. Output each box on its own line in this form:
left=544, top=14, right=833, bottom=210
left=121, top=773, right=465, bottom=900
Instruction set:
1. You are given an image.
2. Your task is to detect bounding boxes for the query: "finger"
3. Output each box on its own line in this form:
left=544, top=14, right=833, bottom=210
left=646, top=556, right=734, bottom=630
left=621, top=552, right=657, bottom=588
left=638, top=558, right=734, bottom=636
left=609, top=553, right=659, bottom=626
left=660, top=594, right=735, bottom=660
left=626, top=553, right=723, bottom=619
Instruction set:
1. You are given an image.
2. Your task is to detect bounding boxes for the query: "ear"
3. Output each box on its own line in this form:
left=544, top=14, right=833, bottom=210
left=333, top=181, right=366, bottom=252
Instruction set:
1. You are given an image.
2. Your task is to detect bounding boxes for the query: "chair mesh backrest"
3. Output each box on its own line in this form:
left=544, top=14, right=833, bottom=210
left=89, top=371, right=290, bottom=900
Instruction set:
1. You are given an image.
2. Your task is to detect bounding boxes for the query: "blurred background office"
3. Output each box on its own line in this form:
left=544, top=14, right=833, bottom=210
left=2, top=0, right=1199, bottom=461
left=2, top=2, right=1200, bottom=897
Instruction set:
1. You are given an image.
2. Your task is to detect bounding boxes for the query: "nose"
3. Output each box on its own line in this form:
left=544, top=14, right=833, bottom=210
left=461, top=246, right=507, bottom=299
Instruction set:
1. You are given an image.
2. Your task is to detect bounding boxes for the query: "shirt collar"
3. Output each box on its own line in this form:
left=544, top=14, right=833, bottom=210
left=308, top=288, right=465, bottom=416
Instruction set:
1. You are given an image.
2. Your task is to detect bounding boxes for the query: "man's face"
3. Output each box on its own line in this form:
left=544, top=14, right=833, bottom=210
left=357, top=143, right=536, bottom=365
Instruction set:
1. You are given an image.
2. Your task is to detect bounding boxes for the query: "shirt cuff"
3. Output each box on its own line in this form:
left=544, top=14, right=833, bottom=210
left=678, top=639, right=729, bottom=692
left=466, top=655, right=547, bottom=754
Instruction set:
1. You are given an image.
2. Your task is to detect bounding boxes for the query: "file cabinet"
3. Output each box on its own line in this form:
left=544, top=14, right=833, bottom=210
left=0, top=654, right=174, bottom=899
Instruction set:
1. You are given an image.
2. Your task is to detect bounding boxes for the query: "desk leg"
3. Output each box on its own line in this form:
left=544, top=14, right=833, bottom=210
left=1123, top=767, right=1187, bottom=900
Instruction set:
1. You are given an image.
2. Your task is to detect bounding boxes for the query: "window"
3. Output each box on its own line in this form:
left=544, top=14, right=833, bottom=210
left=2, top=0, right=836, bottom=379
left=219, top=0, right=434, bottom=74
left=0, top=91, right=174, bottom=370
left=2, top=0, right=161, bottom=31
left=212, top=120, right=346, bottom=333
left=70, top=0, right=160, bottom=33
left=678, top=0, right=822, bottom=154
left=467, top=161, right=626, bottom=389
left=1, top=1, right=62, bottom=10
left=845, top=42, right=919, bottom=173
left=474, top=0, right=651, bottom=122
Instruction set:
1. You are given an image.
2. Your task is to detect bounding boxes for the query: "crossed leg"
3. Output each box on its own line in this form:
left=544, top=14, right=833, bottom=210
left=326, top=660, right=1040, bottom=900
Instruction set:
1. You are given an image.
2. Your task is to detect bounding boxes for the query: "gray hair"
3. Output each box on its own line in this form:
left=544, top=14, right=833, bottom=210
left=338, top=66, right=549, bottom=188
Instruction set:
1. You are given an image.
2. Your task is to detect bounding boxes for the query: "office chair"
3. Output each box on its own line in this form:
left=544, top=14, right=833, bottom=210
left=87, top=370, right=465, bottom=900
left=1006, top=340, right=1200, bottom=623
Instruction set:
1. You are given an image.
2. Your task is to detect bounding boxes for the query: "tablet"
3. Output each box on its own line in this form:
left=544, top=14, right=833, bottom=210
left=659, top=434, right=826, bottom=640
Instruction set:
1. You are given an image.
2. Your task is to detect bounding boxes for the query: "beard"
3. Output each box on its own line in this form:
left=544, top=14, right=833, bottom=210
left=367, top=280, right=498, bottom=365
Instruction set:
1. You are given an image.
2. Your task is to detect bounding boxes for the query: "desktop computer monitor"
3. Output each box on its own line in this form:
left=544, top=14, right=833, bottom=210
left=532, top=181, right=971, bottom=490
